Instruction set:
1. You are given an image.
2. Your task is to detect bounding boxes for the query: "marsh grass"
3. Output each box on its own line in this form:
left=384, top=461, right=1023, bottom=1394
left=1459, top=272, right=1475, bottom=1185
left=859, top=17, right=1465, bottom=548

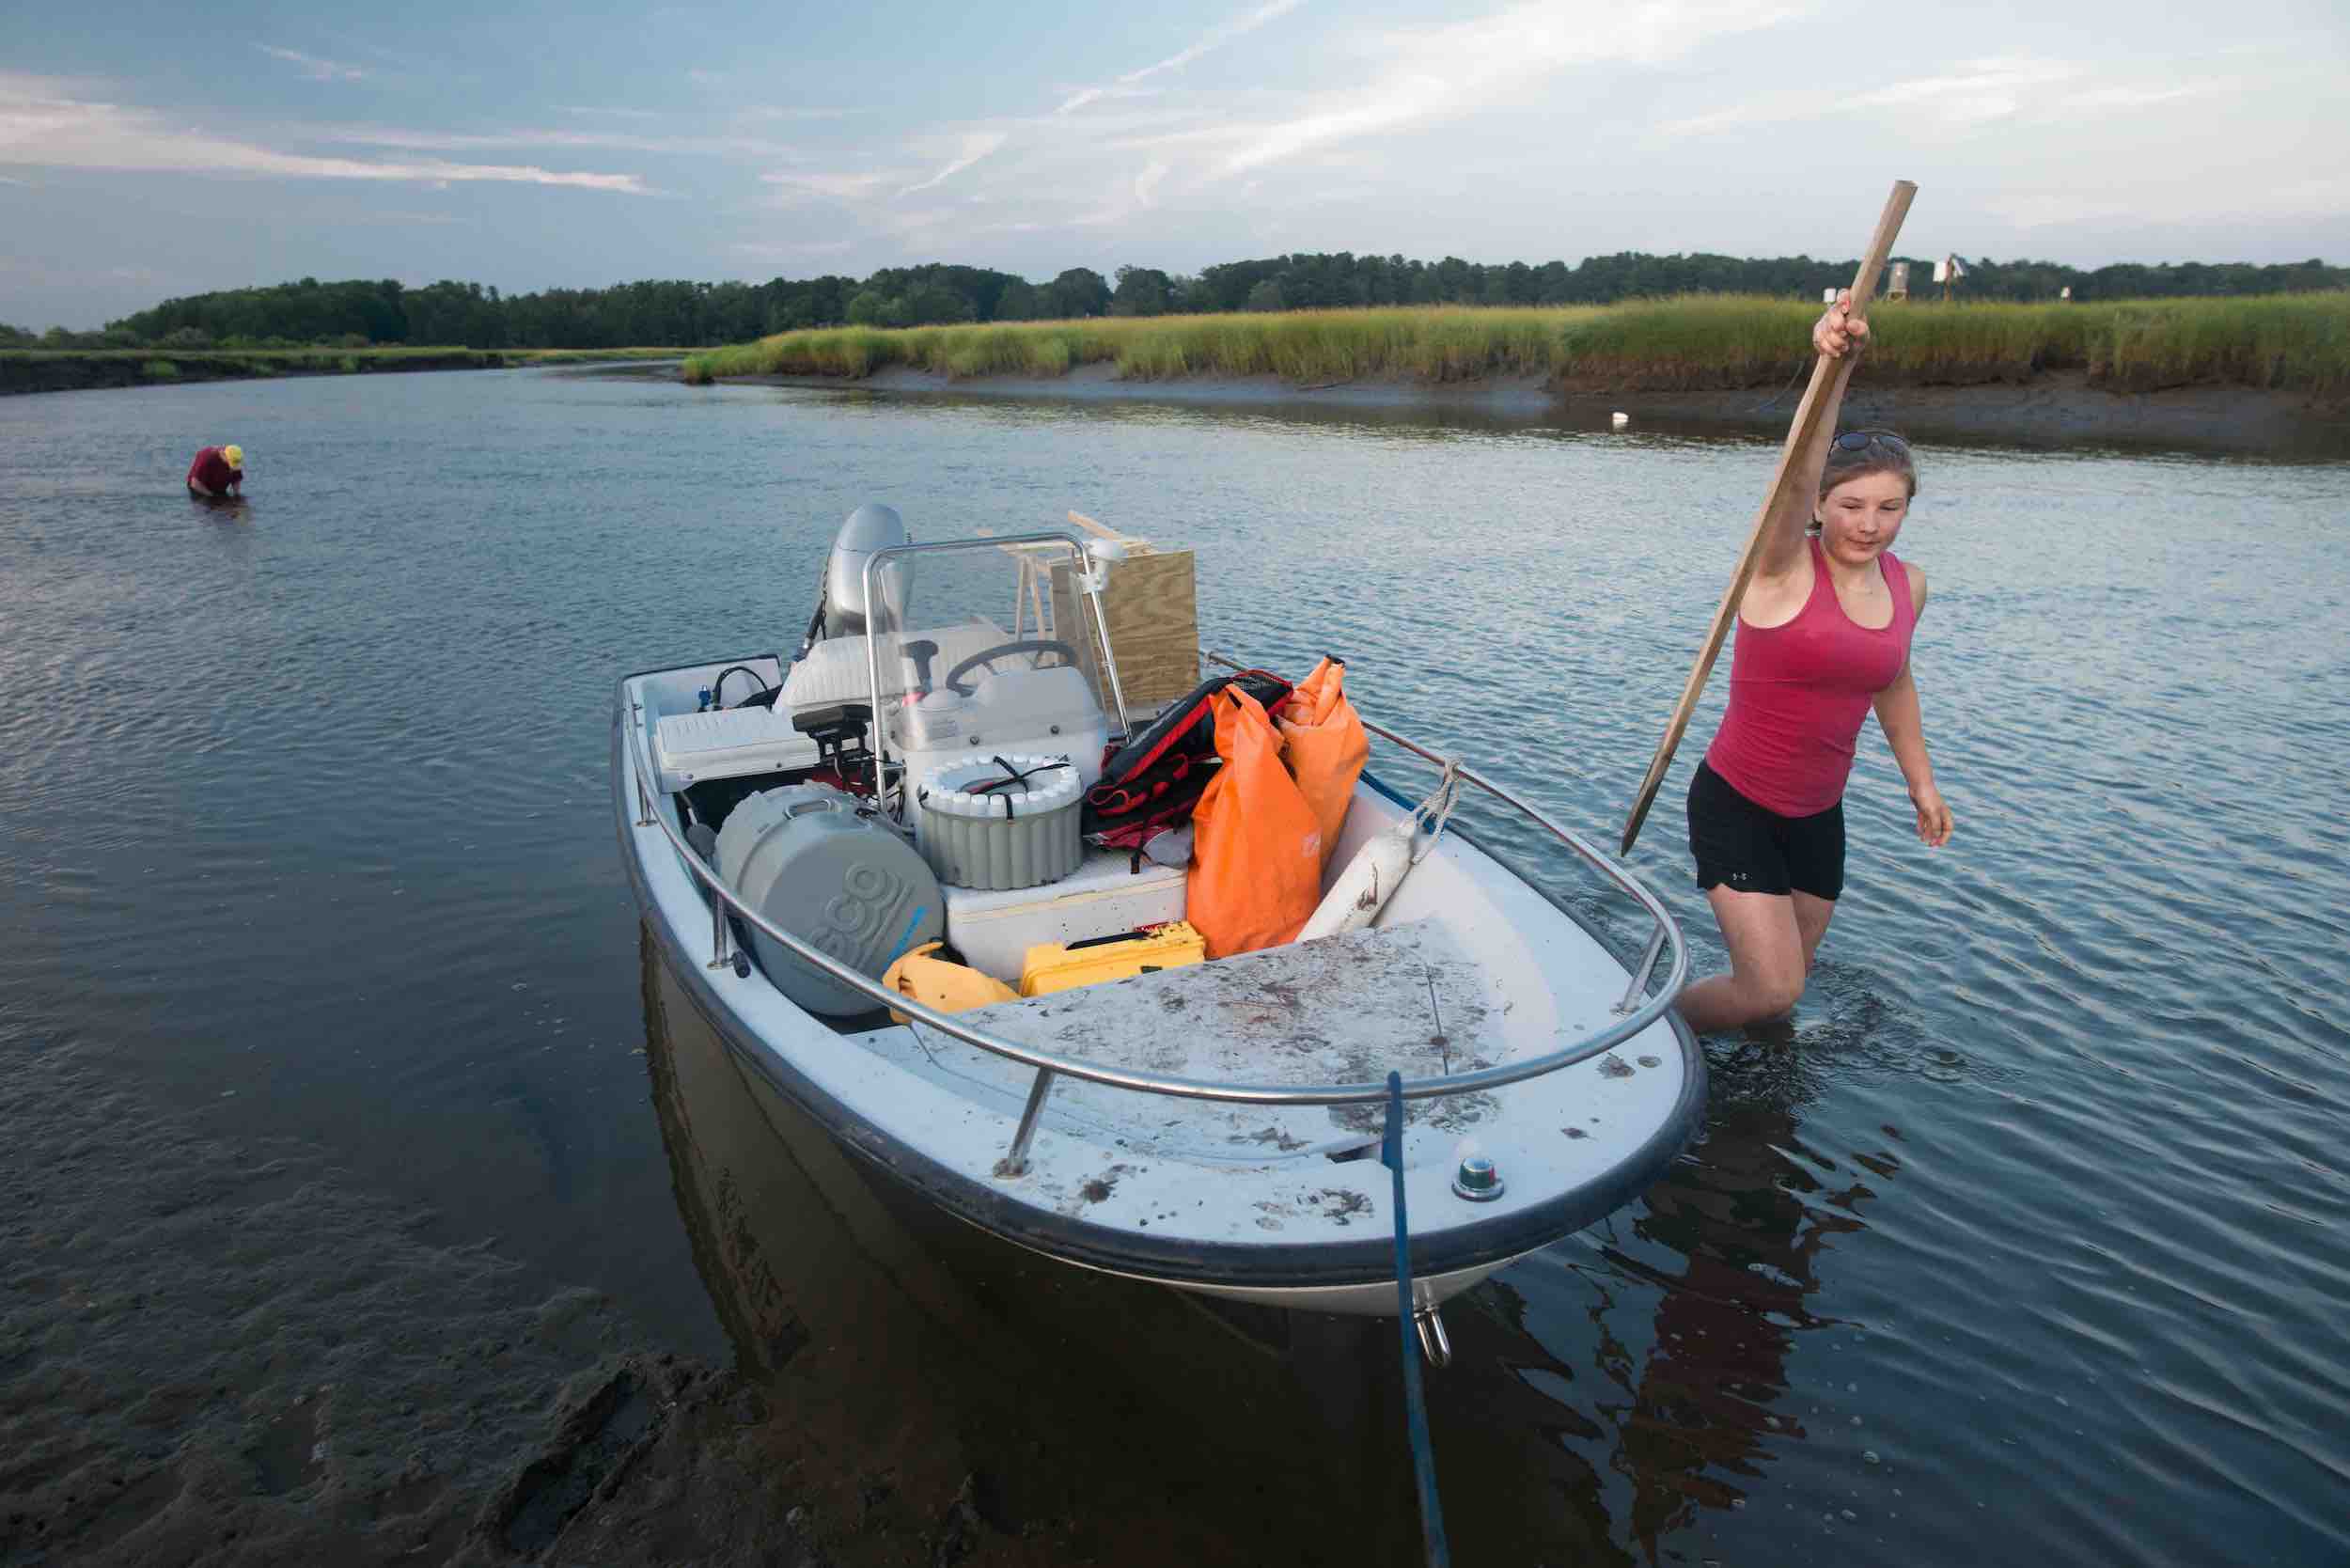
left=512, top=347, right=697, bottom=365
left=682, top=294, right=2350, bottom=396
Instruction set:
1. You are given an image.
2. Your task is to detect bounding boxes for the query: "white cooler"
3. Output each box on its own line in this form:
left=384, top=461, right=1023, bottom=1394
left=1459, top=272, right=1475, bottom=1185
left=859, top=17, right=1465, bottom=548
left=944, top=849, right=1186, bottom=984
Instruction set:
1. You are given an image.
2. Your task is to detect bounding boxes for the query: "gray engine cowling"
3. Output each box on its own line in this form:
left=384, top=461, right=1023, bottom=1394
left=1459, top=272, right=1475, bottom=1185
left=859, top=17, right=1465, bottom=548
left=819, top=502, right=911, bottom=641
left=713, top=783, right=943, bottom=1016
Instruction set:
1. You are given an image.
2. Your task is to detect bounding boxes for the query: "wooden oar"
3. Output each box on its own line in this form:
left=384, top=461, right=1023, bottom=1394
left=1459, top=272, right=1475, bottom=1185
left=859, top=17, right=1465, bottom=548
left=1618, top=179, right=1918, bottom=856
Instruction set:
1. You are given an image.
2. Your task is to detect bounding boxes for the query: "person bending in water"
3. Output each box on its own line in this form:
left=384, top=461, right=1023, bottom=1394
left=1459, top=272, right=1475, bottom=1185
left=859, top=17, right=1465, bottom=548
left=186, top=444, right=243, bottom=498
left=1676, top=292, right=1954, bottom=1036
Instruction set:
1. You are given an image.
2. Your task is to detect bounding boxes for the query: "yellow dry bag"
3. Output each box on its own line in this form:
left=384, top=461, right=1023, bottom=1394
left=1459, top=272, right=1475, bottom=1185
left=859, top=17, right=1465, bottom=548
left=881, top=942, right=1019, bottom=1023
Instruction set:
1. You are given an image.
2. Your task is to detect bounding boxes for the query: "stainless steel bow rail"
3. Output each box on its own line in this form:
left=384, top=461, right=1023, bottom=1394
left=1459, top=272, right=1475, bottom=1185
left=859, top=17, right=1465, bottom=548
left=625, top=669, right=1686, bottom=1179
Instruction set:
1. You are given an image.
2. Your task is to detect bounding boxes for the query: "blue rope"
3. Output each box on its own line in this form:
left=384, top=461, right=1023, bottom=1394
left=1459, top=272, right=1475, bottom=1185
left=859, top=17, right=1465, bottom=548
left=1383, top=1071, right=1450, bottom=1568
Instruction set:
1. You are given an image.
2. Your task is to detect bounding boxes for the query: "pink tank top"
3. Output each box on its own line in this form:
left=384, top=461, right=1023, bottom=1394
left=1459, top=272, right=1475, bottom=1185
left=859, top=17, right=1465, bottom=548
left=1705, top=537, right=1915, bottom=817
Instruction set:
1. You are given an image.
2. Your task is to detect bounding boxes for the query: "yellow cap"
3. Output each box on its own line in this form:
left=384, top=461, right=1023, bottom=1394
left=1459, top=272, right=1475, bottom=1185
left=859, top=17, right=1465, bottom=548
left=222, top=445, right=243, bottom=467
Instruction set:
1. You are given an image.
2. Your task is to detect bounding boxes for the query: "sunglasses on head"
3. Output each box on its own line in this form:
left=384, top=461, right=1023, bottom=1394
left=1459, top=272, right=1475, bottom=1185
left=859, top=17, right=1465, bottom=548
left=1831, top=431, right=1910, bottom=457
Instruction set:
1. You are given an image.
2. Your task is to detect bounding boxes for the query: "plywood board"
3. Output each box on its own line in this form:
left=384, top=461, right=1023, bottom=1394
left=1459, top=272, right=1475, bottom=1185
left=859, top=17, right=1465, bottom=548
left=1050, top=550, right=1199, bottom=714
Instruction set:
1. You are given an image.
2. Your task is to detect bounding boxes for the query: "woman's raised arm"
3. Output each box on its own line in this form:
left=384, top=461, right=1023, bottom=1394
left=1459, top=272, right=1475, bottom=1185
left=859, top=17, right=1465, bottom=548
left=1757, top=290, right=1871, bottom=577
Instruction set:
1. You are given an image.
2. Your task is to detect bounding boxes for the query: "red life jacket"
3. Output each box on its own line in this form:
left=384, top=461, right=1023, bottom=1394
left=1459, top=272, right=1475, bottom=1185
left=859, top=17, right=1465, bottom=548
left=1081, top=669, right=1292, bottom=850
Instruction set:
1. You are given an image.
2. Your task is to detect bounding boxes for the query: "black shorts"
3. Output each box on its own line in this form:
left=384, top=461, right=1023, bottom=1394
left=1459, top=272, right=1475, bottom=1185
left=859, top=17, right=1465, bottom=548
left=1687, top=759, right=1845, bottom=901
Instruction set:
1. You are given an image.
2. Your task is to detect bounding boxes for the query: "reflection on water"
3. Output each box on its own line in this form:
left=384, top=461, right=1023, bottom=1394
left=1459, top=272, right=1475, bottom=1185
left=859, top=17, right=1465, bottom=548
left=1602, top=1043, right=1882, bottom=1551
left=187, top=491, right=250, bottom=519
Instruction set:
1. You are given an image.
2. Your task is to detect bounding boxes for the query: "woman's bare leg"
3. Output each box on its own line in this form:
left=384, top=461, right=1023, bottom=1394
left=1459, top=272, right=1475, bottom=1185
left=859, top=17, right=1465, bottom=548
left=1676, top=886, right=1825, bottom=1035
left=1793, top=891, right=1837, bottom=974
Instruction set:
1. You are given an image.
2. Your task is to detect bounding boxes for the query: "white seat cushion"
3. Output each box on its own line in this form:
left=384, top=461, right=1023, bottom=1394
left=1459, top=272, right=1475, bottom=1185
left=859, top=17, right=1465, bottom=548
left=652, top=707, right=821, bottom=792
left=779, top=619, right=1012, bottom=714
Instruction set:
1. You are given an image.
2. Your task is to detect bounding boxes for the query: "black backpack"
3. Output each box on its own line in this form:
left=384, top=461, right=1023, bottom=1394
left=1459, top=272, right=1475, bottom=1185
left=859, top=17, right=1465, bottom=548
left=1081, top=669, right=1293, bottom=850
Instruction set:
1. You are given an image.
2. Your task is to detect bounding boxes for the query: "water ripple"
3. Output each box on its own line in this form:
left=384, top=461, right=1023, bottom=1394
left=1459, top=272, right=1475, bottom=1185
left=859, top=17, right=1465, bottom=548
left=4, top=369, right=2347, bottom=1564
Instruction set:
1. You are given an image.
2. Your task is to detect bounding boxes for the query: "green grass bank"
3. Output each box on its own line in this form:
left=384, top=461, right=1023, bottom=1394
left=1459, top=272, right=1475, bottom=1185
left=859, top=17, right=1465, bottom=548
left=682, top=294, right=2350, bottom=399
left=0, top=345, right=690, bottom=396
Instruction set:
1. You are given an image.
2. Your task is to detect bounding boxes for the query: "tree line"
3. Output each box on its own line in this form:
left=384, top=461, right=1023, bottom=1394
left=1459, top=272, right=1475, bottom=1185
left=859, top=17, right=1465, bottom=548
left=8, top=253, right=2342, bottom=351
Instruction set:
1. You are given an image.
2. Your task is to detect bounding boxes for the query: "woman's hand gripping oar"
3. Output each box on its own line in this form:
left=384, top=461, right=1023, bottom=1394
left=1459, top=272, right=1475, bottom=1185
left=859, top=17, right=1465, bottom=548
left=1618, top=180, right=1919, bottom=856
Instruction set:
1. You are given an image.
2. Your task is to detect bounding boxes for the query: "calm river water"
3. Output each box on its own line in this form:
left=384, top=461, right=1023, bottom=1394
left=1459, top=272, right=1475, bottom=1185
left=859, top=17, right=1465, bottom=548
left=3, top=366, right=2346, bottom=1564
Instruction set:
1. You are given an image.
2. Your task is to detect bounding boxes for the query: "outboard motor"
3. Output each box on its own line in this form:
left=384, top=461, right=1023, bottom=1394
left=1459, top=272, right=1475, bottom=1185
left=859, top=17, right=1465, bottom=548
left=797, top=502, right=912, bottom=659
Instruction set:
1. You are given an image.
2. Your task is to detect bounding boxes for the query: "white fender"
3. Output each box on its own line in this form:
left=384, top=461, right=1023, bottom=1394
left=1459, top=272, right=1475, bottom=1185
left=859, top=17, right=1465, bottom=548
left=1297, top=817, right=1417, bottom=941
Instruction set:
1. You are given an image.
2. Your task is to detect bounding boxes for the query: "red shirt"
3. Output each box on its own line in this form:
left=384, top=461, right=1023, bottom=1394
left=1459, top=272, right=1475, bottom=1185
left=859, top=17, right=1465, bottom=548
left=1705, top=537, right=1915, bottom=817
left=187, top=447, right=242, bottom=491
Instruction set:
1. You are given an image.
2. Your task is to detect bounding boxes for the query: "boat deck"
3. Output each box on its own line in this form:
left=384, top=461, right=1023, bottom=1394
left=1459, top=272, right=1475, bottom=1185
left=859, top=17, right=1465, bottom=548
left=849, top=919, right=1514, bottom=1163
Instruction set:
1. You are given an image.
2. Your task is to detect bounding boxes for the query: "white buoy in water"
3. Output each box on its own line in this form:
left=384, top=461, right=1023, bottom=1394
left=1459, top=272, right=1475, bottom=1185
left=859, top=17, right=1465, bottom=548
left=1611, top=411, right=1630, bottom=429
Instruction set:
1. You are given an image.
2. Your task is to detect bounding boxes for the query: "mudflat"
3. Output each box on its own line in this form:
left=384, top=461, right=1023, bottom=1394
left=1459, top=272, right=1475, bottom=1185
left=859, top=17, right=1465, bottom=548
left=0, top=1046, right=820, bottom=1566
left=712, top=361, right=2350, bottom=455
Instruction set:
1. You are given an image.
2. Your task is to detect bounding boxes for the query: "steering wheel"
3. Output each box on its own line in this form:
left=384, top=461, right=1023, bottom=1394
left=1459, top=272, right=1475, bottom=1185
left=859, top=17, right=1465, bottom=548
left=943, top=639, right=1080, bottom=697
left=711, top=664, right=777, bottom=709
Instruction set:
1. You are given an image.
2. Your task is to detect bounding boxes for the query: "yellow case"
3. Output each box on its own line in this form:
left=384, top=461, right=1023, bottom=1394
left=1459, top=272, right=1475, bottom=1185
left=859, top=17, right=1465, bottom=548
left=1018, top=921, right=1207, bottom=997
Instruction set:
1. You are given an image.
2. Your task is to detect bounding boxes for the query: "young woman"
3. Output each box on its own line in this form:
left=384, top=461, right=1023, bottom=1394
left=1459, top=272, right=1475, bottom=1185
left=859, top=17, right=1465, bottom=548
left=1676, top=291, right=1954, bottom=1036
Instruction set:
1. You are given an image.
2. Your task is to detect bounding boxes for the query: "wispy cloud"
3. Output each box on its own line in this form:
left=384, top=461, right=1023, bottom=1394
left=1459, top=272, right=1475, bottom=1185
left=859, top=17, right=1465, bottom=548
left=1656, top=56, right=2246, bottom=141
left=762, top=169, right=898, bottom=202
left=0, top=74, right=651, bottom=193
left=1206, top=0, right=1810, bottom=176
left=557, top=104, right=666, bottom=120
left=729, top=238, right=862, bottom=262
left=256, top=45, right=367, bottom=83
left=729, top=0, right=1847, bottom=264
left=320, top=123, right=805, bottom=159
left=349, top=209, right=466, bottom=226
left=737, top=105, right=870, bottom=123
left=1989, top=172, right=2350, bottom=231
left=1662, top=55, right=2063, bottom=137
left=900, top=131, right=1007, bottom=195
left=1055, top=0, right=1304, bottom=115
left=1133, top=159, right=1169, bottom=210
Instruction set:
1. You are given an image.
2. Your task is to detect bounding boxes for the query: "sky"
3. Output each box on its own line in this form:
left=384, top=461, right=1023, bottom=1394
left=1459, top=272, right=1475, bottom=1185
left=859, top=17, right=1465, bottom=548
left=3, top=0, right=2345, bottom=328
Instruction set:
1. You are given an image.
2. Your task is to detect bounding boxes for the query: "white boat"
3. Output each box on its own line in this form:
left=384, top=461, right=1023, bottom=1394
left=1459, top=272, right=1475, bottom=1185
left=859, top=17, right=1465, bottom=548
left=612, top=506, right=1702, bottom=1356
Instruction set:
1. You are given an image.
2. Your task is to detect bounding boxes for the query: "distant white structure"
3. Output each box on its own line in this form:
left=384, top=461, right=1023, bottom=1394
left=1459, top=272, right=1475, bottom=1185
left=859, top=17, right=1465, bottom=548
left=1888, top=261, right=1910, bottom=301
left=1823, top=287, right=1840, bottom=304
left=1611, top=412, right=1631, bottom=429
left=2060, top=285, right=2073, bottom=301
left=1933, top=255, right=1966, bottom=285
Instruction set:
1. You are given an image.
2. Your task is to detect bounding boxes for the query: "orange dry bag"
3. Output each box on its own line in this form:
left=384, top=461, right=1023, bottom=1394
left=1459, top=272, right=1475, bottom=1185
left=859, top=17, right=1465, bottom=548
left=1277, top=656, right=1368, bottom=869
left=1187, top=686, right=1323, bottom=959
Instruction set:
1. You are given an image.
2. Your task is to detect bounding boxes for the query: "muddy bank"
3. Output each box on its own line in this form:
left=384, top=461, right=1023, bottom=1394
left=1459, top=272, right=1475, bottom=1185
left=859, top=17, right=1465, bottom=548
left=0, top=353, right=681, bottom=396
left=706, top=361, right=2350, bottom=455
left=0, top=353, right=500, bottom=396
left=0, top=1043, right=823, bottom=1567
left=0, top=1023, right=1336, bottom=1568
left=1568, top=370, right=2350, bottom=454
